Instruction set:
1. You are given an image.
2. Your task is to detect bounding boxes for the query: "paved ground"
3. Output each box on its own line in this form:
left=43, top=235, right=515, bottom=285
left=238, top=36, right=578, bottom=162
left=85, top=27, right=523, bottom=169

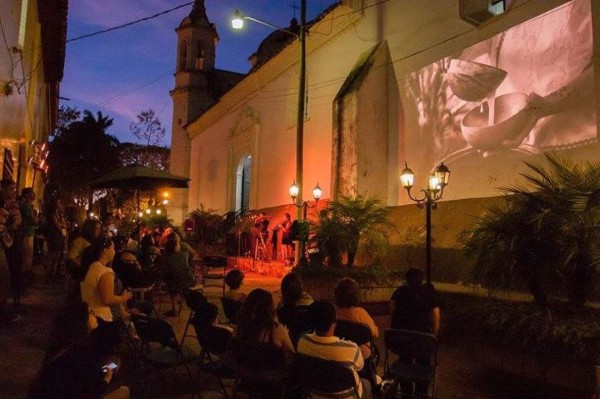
left=0, top=268, right=590, bottom=399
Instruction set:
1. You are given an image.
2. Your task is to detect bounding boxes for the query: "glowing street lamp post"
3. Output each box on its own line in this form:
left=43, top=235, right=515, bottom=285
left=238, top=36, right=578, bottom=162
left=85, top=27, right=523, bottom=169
left=232, top=0, right=308, bottom=219
left=289, top=181, right=322, bottom=266
left=400, top=162, right=450, bottom=284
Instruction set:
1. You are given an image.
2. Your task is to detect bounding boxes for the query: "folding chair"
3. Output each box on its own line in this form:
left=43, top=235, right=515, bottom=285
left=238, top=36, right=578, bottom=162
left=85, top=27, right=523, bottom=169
left=383, top=329, right=438, bottom=399
left=335, top=320, right=380, bottom=387
left=221, top=296, right=243, bottom=324
left=180, top=288, right=208, bottom=346
left=191, top=321, right=236, bottom=398
left=201, top=256, right=228, bottom=295
left=291, top=353, right=361, bottom=398
left=132, top=314, right=197, bottom=392
left=230, top=338, right=288, bottom=398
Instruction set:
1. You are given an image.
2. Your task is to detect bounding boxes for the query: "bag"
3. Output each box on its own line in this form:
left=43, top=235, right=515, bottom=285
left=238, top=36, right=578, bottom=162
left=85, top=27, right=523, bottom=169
left=0, top=228, right=13, bottom=249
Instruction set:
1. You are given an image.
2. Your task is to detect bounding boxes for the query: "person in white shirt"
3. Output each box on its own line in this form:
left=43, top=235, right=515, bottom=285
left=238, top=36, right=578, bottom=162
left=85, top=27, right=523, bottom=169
left=297, top=300, right=371, bottom=399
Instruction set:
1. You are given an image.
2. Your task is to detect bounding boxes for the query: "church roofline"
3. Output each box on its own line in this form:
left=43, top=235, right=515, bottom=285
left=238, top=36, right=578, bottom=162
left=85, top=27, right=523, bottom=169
left=185, top=3, right=360, bottom=139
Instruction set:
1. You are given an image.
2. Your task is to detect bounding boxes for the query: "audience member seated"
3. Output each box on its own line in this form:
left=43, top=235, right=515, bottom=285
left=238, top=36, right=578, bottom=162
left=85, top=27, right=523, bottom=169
left=193, top=302, right=233, bottom=333
left=224, top=269, right=246, bottom=302
left=113, top=251, right=150, bottom=289
left=390, top=268, right=441, bottom=399
left=390, top=268, right=441, bottom=336
left=162, top=233, right=195, bottom=317
left=278, top=271, right=313, bottom=308
left=235, top=288, right=295, bottom=362
left=125, top=231, right=139, bottom=253
left=66, top=219, right=102, bottom=282
left=335, top=277, right=379, bottom=338
left=276, top=272, right=314, bottom=346
left=334, top=277, right=381, bottom=387
left=297, top=300, right=371, bottom=399
left=138, top=234, right=161, bottom=275
left=81, top=235, right=133, bottom=351
left=28, top=295, right=130, bottom=399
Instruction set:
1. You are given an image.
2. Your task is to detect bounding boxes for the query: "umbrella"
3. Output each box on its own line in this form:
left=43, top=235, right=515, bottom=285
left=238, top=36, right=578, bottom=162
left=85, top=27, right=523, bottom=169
left=88, top=164, right=189, bottom=191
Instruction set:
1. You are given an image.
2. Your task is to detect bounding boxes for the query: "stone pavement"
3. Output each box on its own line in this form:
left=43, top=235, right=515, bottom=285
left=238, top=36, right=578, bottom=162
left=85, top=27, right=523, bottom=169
left=0, top=269, right=589, bottom=398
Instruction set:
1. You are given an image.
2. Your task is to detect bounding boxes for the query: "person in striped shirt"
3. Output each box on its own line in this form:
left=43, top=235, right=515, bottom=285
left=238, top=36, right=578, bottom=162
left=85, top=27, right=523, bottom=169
left=297, top=300, right=372, bottom=399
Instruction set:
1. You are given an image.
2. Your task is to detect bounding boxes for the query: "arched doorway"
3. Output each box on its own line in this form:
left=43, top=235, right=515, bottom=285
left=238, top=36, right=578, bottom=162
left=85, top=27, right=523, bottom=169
left=235, top=155, right=251, bottom=213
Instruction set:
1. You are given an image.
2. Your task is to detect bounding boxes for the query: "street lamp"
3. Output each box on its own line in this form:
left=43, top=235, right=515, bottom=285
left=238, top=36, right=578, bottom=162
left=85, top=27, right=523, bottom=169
left=232, top=1, right=308, bottom=219
left=289, top=180, right=322, bottom=266
left=400, top=162, right=451, bottom=284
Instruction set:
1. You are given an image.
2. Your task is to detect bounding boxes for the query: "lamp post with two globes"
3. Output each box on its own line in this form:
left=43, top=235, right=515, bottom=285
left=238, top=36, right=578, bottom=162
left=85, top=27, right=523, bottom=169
left=289, top=181, right=322, bottom=266
left=400, top=162, right=451, bottom=284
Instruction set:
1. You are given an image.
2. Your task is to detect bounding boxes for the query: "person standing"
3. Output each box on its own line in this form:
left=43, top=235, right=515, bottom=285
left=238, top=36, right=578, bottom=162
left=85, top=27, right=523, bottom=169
left=43, top=198, right=67, bottom=282
left=18, top=188, right=36, bottom=285
left=1, top=179, right=22, bottom=313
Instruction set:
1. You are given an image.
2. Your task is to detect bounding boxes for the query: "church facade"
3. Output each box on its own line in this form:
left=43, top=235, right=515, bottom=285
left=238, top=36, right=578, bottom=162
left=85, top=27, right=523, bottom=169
left=170, top=0, right=600, bottom=272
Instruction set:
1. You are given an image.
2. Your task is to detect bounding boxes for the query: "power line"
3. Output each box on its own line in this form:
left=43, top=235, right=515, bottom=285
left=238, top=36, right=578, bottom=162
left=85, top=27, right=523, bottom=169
left=66, top=1, right=195, bottom=43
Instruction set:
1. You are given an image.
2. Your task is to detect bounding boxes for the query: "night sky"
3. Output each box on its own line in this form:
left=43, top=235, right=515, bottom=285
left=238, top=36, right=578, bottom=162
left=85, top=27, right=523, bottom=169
left=61, top=0, right=336, bottom=145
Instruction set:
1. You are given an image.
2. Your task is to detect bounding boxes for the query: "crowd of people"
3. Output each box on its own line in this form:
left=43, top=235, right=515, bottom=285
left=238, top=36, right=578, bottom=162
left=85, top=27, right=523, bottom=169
left=218, top=268, right=441, bottom=399
left=0, top=182, right=441, bottom=398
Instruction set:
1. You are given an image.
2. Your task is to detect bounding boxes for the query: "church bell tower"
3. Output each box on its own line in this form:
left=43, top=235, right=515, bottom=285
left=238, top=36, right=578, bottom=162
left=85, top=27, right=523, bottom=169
left=169, top=0, right=219, bottom=222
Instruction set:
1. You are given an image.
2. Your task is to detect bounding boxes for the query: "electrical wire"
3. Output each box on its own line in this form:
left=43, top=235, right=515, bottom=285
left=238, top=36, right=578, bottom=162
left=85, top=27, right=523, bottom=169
left=66, top=1, right=195, bottom=43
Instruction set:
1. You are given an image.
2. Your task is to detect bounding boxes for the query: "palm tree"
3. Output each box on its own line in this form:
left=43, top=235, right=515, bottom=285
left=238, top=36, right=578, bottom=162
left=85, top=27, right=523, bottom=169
left=82, top=110, right=114, bottom=132
left=315, top=193, right=391, bottom=268
left=461, top=153, right=600, bottom=309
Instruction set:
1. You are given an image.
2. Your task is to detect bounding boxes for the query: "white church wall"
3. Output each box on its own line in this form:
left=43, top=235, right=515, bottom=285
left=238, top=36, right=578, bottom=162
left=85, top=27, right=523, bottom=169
left=185, top=0, right=599, bottom=215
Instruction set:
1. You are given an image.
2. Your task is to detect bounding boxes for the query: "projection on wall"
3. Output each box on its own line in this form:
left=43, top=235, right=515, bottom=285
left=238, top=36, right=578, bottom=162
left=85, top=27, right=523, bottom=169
left=401, top=0, right=596, bottom=170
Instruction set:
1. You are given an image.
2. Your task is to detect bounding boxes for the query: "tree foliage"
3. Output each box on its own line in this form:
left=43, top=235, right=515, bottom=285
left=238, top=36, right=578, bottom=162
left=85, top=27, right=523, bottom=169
left=119, top=143, right=170, bottom=170
left=461, top=153, right=600, bottom=309
left=129, top=108, right=166, bottom=146
left=47, top=109, right=120, bottom=208
left=314, top=193, right=391, bottom=268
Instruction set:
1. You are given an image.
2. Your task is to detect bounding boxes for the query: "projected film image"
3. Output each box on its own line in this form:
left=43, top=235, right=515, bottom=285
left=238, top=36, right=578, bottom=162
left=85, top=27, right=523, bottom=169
left=401, top=0, right=596, bottom=168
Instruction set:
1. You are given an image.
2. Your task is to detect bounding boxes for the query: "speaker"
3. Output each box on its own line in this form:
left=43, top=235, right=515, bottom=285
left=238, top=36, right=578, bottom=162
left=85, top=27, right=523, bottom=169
left=460, top=0, right=507, bottom=26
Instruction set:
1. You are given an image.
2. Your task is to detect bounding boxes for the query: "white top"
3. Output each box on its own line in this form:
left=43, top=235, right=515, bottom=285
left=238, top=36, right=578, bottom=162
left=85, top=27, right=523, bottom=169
left=81, top=261, right=114, bottom=322
left=297, top=333, right=364, bottom=397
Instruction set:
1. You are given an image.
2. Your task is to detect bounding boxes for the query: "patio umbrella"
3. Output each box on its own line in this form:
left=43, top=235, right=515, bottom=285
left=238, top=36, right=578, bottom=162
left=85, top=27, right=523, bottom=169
left=88, top=164, right=189, bottom=191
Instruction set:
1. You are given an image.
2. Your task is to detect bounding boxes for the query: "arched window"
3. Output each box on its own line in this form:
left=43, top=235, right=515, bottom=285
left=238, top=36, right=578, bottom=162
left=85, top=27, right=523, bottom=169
left=235, top=155, right=251, bottom=212
left=178, top=41, right=188, bottom=71
left=195, top=40, right=205, bottom=70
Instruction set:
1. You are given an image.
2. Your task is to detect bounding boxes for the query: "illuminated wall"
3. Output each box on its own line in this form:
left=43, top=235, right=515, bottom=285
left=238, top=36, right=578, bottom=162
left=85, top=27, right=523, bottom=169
left=400, top=0, right=597, bottom=199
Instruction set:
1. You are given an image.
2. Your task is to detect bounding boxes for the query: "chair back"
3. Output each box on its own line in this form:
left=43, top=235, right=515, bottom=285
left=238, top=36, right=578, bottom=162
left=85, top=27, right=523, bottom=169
left=384, top=329, right=437, bottom=364
left=230, top=338, right=287, bottom=390
left=193, top=323, right=233, bottom=356
left=277, top=305, right=314, bottom=347
left=202, top=255, right=227, bottom=267
left=184, top=289, right=208, bottom=312
left=133, top=315, right=180, bottom=350
left=334, top=320, right=372, bottom=346
left=292, top=354, right=360, bottom=398
left=221, top=296, right=243, bottom=324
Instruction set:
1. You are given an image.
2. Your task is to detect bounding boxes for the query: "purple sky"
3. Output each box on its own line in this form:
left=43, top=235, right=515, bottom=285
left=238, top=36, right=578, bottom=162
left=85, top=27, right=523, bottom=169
left=61, top=0, right=335, bottom=146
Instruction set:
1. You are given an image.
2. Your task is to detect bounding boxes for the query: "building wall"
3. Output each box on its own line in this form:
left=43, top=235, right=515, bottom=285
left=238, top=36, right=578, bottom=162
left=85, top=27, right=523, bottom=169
left=0, top=0, right=59, bottom=193
left=185, top=0, right=599, bottom=225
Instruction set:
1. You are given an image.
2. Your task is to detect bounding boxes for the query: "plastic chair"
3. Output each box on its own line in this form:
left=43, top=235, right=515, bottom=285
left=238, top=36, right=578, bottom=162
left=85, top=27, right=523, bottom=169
left=291, top=353, right=361, bottom=398
left=221, top=296, right=243, bottom=324
left=383, top=329, right=438, bottom=399
left=277, top=305, right=314, bottom=348
left=230, top=338, right=288, bottom=398
left=132, top=314, right=196, bottom=391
